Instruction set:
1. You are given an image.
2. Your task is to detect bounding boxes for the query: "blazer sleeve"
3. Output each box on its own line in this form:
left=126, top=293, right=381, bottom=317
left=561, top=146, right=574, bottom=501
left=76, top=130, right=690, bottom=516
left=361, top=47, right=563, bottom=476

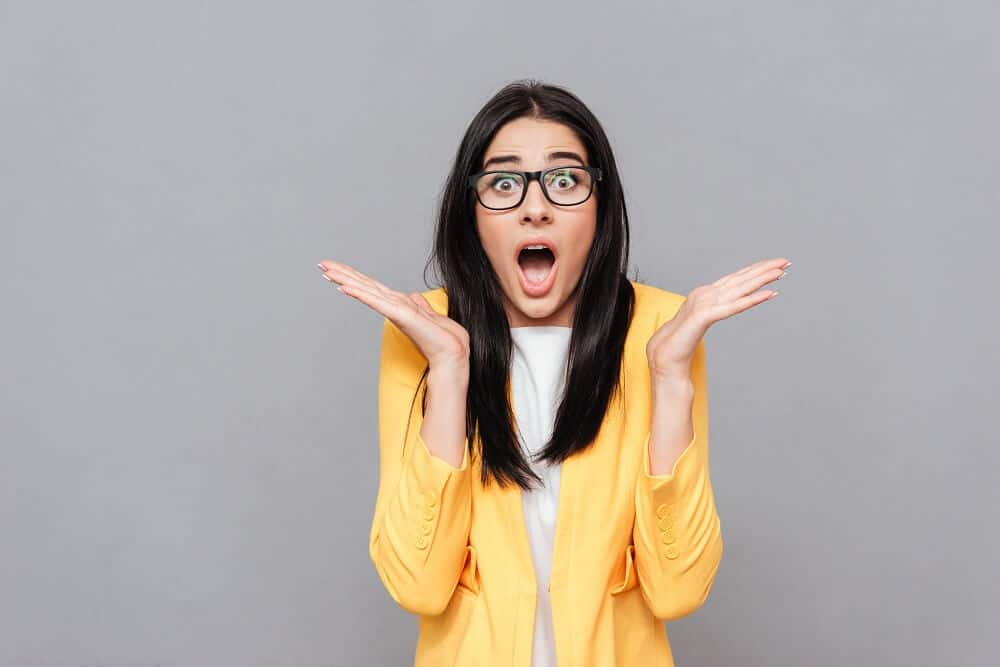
left=633, top=322, right=724, bottom=621
left=368, top=317, right=474, bottom=617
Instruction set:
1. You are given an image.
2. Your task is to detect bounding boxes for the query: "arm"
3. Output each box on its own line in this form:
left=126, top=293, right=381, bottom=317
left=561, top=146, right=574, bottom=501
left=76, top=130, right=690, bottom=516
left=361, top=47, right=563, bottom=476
left=368, top=317, right=474, bottom=616
left=633, top=335, right=724, bottom=620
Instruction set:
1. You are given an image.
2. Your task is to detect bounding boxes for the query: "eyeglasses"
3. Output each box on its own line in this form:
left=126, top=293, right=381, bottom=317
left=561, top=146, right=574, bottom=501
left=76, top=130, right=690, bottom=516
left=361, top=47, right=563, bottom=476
left=468, top=165, right=602, bottom=211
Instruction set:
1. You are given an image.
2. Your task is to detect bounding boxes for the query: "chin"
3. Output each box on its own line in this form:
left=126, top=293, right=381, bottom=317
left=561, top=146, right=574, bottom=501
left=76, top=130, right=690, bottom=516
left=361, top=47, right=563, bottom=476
left=508, top=289, right=568, bottom=322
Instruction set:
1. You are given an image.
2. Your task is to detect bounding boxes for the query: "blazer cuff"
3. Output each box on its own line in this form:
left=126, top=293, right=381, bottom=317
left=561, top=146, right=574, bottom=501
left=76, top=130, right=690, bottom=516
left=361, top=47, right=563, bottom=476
left=400, top=431, right=472, bottom=556
left=640, top=428, right=701, bottom=494
left=635, top=428, right=708, bottom=564
left=417, top=429, right=470, bottom=474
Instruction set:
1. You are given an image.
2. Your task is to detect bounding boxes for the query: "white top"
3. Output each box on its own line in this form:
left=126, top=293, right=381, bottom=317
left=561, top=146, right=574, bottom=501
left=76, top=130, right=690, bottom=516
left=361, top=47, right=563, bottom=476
left=509, top=325, right=573, bottom=667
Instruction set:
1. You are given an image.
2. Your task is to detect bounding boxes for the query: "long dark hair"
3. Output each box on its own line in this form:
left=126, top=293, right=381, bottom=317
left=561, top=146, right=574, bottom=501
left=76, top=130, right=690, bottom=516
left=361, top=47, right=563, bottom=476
left=422, top=79, right=637, bottom=490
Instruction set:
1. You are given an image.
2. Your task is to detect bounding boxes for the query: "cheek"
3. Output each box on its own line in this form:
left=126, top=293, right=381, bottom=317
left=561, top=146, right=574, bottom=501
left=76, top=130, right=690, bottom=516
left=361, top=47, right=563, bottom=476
left=475, top=216, right=512, bottom=271
left=564, top=217, right=597, bottom=269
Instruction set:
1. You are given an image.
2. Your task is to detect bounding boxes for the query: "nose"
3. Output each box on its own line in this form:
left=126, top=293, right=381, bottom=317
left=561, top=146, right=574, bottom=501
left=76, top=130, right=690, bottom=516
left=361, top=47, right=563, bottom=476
left=520, top=177, right=552, bottom=224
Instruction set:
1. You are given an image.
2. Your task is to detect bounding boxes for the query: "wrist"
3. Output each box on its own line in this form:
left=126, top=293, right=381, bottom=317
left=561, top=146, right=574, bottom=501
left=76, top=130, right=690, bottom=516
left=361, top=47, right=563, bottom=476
left=651, top=371, right=694, bottom=399
left=428, top=360, right=470, bottom=386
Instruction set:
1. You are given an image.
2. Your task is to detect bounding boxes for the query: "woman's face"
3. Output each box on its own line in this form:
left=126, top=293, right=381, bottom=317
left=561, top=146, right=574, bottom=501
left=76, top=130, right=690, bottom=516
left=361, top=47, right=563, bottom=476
left=475, top=117, right=598, bottom=328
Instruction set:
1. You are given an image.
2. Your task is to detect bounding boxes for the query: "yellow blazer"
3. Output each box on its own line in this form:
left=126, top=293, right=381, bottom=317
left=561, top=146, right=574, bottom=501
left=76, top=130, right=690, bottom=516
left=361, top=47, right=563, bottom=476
left=368, top=280, right=723, bottom=666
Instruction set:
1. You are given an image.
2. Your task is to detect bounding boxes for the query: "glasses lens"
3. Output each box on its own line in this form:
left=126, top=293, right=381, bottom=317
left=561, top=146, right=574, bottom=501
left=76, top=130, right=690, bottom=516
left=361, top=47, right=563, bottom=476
left=543, top=167, right=593, bottom=205
left=476, top=171, right=525, bottom=209
left=474, top=167, right=595, bottom=209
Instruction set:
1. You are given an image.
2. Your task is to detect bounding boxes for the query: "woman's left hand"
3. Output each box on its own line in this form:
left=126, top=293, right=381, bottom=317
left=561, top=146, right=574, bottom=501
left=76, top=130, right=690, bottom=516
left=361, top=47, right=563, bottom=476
left=646, top=257, right=790, bottom=382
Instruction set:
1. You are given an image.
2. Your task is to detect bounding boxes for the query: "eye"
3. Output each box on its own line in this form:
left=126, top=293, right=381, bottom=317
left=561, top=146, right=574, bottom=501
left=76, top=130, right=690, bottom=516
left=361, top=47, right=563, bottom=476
left=545, top=168, right=579, bottom=190
left=489, top=173, right=522, bottom=192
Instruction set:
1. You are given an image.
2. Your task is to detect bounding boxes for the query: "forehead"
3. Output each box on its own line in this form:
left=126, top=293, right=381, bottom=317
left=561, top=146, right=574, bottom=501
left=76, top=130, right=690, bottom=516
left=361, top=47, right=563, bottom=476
left=483, top=117, right=588, bottom=162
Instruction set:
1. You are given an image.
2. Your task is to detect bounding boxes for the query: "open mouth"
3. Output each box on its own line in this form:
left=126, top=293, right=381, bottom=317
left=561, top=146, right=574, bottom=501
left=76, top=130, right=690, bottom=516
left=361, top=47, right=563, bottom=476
left=519, top=247, right=555, bottom=283
left=516, top=244, right=558, bottom=297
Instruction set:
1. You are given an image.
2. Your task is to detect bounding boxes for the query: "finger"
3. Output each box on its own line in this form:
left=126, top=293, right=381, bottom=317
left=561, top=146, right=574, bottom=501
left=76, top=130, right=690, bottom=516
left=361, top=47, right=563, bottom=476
left=330, top=261, right=379, bottom=287
left=336, top=277, right=385, bottom=302
left=709, top=288, right=778, bottom=320
left=712, top=257, right=790, bottom=288
left=319, top=266, right=363, bottom=290
left=339, top=282, right=399, bottom=321
left=321, top=265, right=400, bottom=303
left=710, top=260, right=768, bottom=287
left=725, top=265, right=787, bottom=299
left=332, top=264, right=399, bottom=294
left=339, top=281, right=416, bottom=322
left=321, top=262, right=378, bottom=288
left=322, top=260, right=395, bottom=296
left=325, top=271, right=426, bottom=330
left=325, top=267, right=403, bottom=305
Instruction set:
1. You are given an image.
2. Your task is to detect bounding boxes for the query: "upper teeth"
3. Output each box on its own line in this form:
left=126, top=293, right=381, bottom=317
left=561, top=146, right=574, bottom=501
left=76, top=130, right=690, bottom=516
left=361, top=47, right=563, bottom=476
left=524, top=244, right=548, bottom=250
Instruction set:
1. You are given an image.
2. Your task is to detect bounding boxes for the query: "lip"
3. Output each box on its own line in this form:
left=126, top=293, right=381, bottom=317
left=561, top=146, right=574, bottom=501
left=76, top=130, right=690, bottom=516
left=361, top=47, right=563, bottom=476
left=514, top=236, right=560, bottom=298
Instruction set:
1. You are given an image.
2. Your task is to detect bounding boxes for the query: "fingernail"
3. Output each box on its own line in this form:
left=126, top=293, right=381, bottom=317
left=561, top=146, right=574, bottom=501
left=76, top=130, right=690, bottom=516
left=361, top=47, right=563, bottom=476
left=316, top=263, right=326, bottom=271
left=778, top=271, right=786, bottom=279
left=782, top=261, right=792, bottom=269
left=323, top=275, right=333, bottom=282
left=770, top=290, right=779, bottom=298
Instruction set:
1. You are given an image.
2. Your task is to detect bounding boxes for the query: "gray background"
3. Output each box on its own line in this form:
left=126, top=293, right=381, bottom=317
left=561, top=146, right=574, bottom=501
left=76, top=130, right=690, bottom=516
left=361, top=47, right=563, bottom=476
left=2, top=0, right=997, bottom=665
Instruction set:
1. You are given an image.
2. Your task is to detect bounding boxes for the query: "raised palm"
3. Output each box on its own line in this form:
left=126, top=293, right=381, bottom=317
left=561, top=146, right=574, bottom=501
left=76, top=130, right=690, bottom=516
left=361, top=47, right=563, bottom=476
left=317, top=260, right=470, bottom=368
left=647, top=256, right=790, bottom=380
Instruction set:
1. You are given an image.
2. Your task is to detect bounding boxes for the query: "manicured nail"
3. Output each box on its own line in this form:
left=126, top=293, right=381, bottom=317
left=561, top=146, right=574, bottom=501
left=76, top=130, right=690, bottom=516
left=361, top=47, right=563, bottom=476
left=782, top=261, right=792, bottom=269
left=770, top=290, right=779, bottom=298
left=778, top=271, right=786, bottom=279
left=316, top=263, right=326, bottom=272
left=323, top=275, right=333, bottom=282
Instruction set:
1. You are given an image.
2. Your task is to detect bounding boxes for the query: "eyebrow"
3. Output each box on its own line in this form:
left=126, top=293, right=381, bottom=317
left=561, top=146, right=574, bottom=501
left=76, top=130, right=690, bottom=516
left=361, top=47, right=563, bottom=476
left=482, top=150, right=586, bottom=170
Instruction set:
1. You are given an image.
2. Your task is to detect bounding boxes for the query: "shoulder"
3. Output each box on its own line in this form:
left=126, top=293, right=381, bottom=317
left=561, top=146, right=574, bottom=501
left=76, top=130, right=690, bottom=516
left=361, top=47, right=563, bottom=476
left=418, top=287, right=449, bottom=316
left=628, top=279, right=687, bottom=325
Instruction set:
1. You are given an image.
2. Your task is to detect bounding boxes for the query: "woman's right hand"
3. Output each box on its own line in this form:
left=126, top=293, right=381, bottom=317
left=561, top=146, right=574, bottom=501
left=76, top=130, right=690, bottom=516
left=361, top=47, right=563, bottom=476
left=316, top=260, right=470, bottom=369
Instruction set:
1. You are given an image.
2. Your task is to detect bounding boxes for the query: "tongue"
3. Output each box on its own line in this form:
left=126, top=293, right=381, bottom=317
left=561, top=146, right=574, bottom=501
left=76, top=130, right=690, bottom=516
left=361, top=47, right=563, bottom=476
left=520, top=252, right=554, bottom=285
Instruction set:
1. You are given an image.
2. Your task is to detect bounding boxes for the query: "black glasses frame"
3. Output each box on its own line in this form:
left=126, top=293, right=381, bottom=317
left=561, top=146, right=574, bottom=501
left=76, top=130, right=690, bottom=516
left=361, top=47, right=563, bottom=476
left=468, top=165, right=603, bottom=210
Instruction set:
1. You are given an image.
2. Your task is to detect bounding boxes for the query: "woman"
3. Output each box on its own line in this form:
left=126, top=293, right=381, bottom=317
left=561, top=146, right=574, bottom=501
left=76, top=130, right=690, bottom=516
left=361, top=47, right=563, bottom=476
left=317, top=80, right=789, bottom=666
